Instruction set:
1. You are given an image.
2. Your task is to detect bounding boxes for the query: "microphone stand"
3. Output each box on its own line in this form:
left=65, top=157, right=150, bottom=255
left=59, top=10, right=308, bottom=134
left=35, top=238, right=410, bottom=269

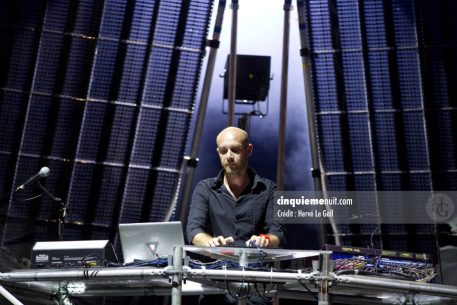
left=36, top=182, right=66, bottom=241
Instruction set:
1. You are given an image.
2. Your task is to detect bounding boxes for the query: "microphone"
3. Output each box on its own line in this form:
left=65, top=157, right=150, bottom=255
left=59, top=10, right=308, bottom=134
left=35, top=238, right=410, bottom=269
left=15, top=167, right=50, bottom=192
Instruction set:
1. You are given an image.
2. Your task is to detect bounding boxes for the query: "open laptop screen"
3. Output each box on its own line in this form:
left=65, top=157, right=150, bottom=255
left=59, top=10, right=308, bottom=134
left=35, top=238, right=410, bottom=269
left=119, top=221, right=185, bottom=263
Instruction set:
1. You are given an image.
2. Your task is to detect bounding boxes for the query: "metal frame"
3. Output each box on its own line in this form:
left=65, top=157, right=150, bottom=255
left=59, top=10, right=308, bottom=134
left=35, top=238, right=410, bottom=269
left=1, top=249, right=457, bottom=305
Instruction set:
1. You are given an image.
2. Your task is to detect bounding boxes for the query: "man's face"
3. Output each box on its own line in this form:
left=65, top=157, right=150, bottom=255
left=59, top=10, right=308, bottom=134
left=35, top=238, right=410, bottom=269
left=216, top=131, right=252, bottom=176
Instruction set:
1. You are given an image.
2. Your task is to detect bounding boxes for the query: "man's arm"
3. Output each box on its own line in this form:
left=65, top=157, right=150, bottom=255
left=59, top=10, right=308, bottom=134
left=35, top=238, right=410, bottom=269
left=187, top=181, right=235, bottom=247
left=264, top=183, right=285, bottom=247
left=186, top=181, right=210, bottom=244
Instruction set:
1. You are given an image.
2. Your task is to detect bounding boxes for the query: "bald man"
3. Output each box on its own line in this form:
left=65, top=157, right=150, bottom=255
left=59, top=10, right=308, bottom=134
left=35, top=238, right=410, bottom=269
left=187, top=127, right=284, bottom=248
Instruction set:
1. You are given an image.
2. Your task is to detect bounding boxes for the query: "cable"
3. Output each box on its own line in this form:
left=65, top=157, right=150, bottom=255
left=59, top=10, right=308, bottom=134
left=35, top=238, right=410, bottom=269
left=369, top=223, right=381, bottom=248
left=226, top=281, right=250, bottom=301
left=253, top=282, right=279, bottom=303
left=299, top=281, right=318, bottom=301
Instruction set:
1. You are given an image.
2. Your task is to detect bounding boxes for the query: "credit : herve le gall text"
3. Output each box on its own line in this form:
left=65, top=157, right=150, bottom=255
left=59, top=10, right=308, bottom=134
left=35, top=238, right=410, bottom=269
left=276, top=208, right=334, bottom=218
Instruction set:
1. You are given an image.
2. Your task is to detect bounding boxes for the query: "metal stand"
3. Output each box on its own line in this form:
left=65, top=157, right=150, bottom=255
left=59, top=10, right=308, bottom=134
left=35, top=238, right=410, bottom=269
left=317, top=252, right=331, bottom=305
left=276, top=0, right=292, bottom=191
left=2, top=249, right=457, bottom=305
left=170, top=247, right=184, bottom=305
left=227, top=0, right=239, bottom=126
left=36, top=182, right=67, bottom=241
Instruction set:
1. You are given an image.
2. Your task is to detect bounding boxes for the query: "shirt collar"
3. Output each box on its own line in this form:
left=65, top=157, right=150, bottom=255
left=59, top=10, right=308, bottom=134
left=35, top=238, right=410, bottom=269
left=211, top=167, right=264, bottom=191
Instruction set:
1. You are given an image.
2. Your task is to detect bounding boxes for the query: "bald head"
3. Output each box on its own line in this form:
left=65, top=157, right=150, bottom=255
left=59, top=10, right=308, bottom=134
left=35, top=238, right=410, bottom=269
left=216, top=127, right=252, bottom=176
left=216, top=127, right=249, bottom=148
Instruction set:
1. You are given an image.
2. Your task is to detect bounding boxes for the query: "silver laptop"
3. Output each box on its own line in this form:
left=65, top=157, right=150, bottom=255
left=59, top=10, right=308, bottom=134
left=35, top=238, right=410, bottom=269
left=119, top=221, right=185, bottom=263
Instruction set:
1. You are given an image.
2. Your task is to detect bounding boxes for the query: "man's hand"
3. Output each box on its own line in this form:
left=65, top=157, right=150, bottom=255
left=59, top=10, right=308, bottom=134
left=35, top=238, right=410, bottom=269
left=192, top=233, right=234, bottom=247
left=246, top=234, right=269, bottom=248
left=246, top=234, right=280, bottom=248
left=207, top=236, right=234, bottom=247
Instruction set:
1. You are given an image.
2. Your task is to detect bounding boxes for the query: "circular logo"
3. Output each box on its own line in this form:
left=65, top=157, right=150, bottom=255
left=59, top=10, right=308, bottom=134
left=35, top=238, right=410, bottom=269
left=426, top=192, right=455, bottom=223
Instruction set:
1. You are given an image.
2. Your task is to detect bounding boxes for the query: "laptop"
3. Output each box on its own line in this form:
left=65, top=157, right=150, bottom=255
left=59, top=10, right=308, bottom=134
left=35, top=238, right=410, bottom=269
left=119, top=221, right=185, bottom=263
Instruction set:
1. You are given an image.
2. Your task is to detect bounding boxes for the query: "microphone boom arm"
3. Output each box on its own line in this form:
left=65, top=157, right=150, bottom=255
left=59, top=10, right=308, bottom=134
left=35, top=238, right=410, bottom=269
left=36, top=182, right=67, bottom=240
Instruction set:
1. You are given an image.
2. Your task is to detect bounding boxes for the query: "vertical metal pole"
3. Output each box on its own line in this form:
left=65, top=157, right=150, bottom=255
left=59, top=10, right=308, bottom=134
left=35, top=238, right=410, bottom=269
left=171, top=246, right=183, bottom=305
left=227, top=0, right=239, bottom=126
left=277, top=0, right=292, bottom=191
left=171, top=0, right=227, bottom=223
left=318, top=252, right=331, bottom=305
left=295, top=0, right=322, bottom=194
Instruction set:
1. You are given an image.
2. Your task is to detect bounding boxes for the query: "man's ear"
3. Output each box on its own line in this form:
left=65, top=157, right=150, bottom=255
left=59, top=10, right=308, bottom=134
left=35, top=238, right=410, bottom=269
left=247, top=143, right=253, bottom=156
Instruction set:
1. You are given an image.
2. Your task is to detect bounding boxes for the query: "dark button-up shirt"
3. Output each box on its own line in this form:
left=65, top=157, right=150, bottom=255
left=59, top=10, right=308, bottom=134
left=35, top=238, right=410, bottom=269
left=186, top=168, right=284, bottom=246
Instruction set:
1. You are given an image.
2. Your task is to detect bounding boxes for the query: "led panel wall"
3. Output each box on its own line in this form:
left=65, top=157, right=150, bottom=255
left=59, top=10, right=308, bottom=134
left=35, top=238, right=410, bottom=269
left=301, top=0, right=457, bottom=255
left=0, top=0, right=213, bottom=263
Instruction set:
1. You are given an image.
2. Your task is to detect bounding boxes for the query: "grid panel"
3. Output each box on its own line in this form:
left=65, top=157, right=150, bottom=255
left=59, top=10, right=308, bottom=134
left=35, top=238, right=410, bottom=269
left=129, top=0, right=157, bottom=41
left=402, top=111, right=428, bottom=171
left=148, top=171, right=181, bottom=221
left=0, top=0, right=214, bottom=251
left=20, top=95, right=53, bottom=154
left=117, top=44, right=148, bottom=102
left=373, top=112, right=399, bottom=171
left=60, top=36, right=97, bottom=98
left=49, top=98, right=85, bottom=158
left=313, top=54, right=339, bottom=112
left=160, top=112, right=192, bottom=168
left=422, top=0, right=443, bottom=46
left=118, top=168, right=150, bottom=223
left=0, top=91, right=28, bottom=152
left=66, top=163, right=98, bottom=223
left=347, top=113, right=373, bottom=172
left=142, top=47, right=173, bottom=105
left=73, top=0, right=103, bottom=36
left=428, top=47, right=450, bottom=109
left=308, top=0, right=333, bottom=51
left=182, top=0, right=213, bottom=48
left=326, top=175, right=347, bottom=191
left=391, top=0, right=416, bottom=47
left=4, top=29, right=38, bottom=90
left=74, top=102, right=110, bottom=160
left=98, top=0, right=128, bottom=39
left=0, top=0, right=213, bottom=278
left=104, top=105, right=137, bottom=164
left=92, top=166, right=126, bottom=225
left=304, top=0, right=457, bottom=254
left=341, top=53, right=367, bottom=111
left=431, top=110, right=456, bottom=171
left=363, top=0, right=387, bottom=49
left=33, top=32, right=66, bottom=93
left=0, top=154, right=15, bottom=207
left=153, top=1, right=182, bottom=46
left=88, top=40, right=121, bottom=100
left=368, top=51, right=393, bottom=110
left=317, top=114, right=345, bottom=172
left=129, top=108, right=162, bottom=165
left=396, top=49, right=423, bottom=109
left=170, top=51, right=203, bottom=108
left=42, top=0, right=72, bottom=32
left=336, top=0, right=362, bottom=50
